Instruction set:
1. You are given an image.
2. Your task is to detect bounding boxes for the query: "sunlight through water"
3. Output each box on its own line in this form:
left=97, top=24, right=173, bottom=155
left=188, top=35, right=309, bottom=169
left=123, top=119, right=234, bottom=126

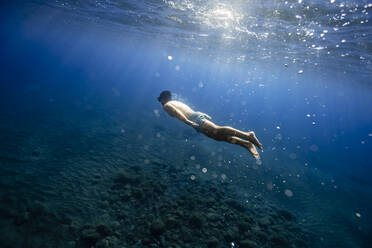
left=0, top=0, right=372, bottom=248
left=23, top=0, right=371, bottom=74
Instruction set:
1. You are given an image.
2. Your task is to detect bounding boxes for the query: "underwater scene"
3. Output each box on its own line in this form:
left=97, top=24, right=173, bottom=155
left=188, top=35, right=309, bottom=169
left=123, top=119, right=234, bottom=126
left=0, top=0, right=371, bottom=247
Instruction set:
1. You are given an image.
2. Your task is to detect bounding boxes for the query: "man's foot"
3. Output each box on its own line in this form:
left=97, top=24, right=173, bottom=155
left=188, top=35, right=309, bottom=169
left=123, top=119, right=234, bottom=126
left=243, top=141, right=260, bottom=159
left=247, top=131, right=263, bottom=150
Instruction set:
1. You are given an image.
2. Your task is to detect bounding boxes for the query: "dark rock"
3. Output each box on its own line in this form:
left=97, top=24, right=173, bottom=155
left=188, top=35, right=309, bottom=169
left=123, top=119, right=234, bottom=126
left=269, top=234, right=288, bottom=247
left=132, top=189, right=143, bottom=199
left=93, top=174, right=101, bottom=179
left=167, top=165, right=182, bottom=174
left=142, top=237, right=152, bottom=245
left=128, top=165, right=142, bottom=173
left=28, top=202, right=48, bottom=217
left=115, top=170, right=140, bottom=185
left=223, top=228, right=236, bottom=242
left=237, top=221, right=250, bottom=232
left=206, top=211, right=220, bottom=222
left=206, top=236, right=219, bottom=248
left=225, top=199, right=245, bottom=212
left=258, top=216, right=272, bottom=228
left=277, top=210, right=296, bottom=222
left=239, top=239, right=258, bottom=248
left=254, top=230, right=268, bottom=242
left=205, top=197, right=216, bottom=207
left=243, top=216, right=254, bottom=224
left=95, top=239, right=108, bottom=248
left=57, top=212, right=72, bottom=225
left=165, top=216, right=179, bottom=228
left=96, top=224, right=112, bottom=237
left=295, top=239, right=309, bottom=248
left=153, top=181, right=166, bottom=194
left=141, top=180, right=165, bottom=195
left=150, top=218, right=165, bottom=235
left=14, top=212, right=29, bottom=226
left=189, top=213, right=204, bottom=228
left=96, top=236, right=119, bottom=248
left=80, top=228, right=100, bottom=246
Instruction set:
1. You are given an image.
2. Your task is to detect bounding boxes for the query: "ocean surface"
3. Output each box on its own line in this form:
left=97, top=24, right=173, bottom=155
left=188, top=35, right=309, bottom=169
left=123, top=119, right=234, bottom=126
left=0, top=0, right=371, bottom=247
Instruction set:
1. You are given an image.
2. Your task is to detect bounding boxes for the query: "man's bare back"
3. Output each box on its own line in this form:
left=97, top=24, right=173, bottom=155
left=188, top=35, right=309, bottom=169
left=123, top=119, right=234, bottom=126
left=165, top=100, right=194, bottom=118
left=157, top=91, right=263, bottom=159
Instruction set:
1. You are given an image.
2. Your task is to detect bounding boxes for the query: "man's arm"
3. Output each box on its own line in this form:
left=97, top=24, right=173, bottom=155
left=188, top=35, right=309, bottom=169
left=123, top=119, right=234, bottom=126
left=163, top=104, right=196, bottom=127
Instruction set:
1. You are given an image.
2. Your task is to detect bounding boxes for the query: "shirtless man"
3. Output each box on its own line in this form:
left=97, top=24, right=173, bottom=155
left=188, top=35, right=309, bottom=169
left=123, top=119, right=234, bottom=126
left=157, top=90, right=263, bottom=159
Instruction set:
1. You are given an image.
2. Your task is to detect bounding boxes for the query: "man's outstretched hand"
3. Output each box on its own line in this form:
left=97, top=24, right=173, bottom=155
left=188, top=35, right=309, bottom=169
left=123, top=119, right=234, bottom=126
left=187, top=120, right=199, bottom=129
left=190, top=122, right=199, bottom=129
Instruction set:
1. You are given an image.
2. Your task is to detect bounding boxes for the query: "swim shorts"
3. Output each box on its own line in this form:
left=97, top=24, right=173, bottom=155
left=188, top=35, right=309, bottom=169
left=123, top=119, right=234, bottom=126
left=188, top=112, right=211, bottom=132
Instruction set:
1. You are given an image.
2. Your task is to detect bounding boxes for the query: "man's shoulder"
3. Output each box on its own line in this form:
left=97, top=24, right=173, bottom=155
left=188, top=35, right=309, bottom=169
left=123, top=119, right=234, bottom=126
left=163, top=102, right=171, bottom=108
left=164, top=100, right=180, bottom=107
left=163, top=101, right=174, bottom=107
left=163, top=101, right=176, bottom=110
left=163, top=100, right=188, bottom=112
left=169, top=100, right=188, bottom=106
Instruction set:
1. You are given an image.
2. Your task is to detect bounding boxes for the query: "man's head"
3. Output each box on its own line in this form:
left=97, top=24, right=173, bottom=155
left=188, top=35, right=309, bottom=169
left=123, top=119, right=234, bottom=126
left=157, top=90, right=172, bottom=105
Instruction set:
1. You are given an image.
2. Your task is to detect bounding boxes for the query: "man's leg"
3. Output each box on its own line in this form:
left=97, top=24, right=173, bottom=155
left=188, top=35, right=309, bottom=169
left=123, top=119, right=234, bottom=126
left=200, top=121, right=261, bottom=158
left=216, top=126, right=263, bottom=150
left=227, top=136, right=260, bottom=159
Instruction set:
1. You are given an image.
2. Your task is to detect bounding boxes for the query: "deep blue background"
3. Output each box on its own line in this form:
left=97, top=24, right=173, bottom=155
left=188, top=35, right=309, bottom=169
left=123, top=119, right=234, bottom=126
left=0, top=3, right=372, bottom=246
left=1, top=4, right=371, bottom=176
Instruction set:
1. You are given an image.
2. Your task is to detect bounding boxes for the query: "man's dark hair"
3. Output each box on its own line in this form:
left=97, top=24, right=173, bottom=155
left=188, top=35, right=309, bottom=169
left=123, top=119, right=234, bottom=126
left=157, top=90, right=172, bottom=103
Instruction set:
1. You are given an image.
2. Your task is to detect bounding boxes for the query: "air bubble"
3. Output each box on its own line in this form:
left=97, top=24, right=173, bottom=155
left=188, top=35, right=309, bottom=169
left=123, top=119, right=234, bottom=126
left=284, top=189, right=293, bottom=197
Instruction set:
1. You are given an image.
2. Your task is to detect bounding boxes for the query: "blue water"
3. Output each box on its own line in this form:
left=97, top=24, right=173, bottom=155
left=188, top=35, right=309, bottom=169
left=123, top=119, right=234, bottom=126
left=0, top=1, right=371, bottom=247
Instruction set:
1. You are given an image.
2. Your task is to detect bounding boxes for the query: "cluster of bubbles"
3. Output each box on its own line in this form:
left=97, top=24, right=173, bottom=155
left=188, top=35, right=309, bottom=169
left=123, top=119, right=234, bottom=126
left=162, top=0, right=371, bottom=67
left=41, top=0, right=370, bottom=69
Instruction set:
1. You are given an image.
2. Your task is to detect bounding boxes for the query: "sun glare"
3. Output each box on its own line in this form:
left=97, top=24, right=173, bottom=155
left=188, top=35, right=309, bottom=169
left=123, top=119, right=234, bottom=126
left=203, top=4, right=243, bottom=30
left=212, top=8, right=234, bottom=21
left=165, top=0, right=255, bottom=39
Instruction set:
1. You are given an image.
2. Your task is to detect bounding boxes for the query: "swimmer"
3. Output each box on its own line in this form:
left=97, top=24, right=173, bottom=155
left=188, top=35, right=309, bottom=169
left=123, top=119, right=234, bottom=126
left=157, top=90, right=263, bottom=159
